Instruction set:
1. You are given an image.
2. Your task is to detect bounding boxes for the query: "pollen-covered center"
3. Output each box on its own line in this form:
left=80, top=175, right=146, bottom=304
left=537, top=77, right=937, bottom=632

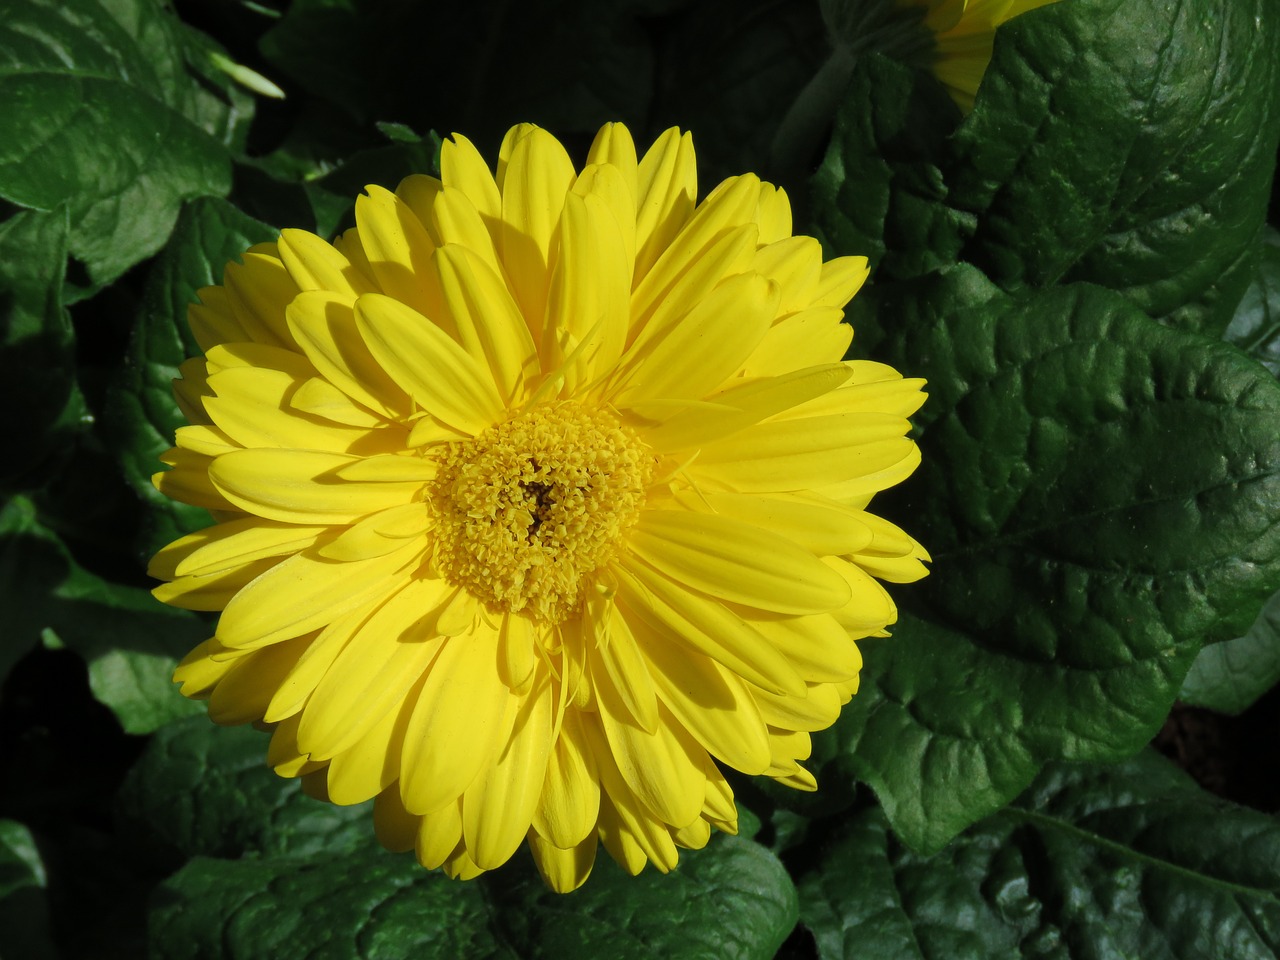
left=428, top=402, right=653, bottom=623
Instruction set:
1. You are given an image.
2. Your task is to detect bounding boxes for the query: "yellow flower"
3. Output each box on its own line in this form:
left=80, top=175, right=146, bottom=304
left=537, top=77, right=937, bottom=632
left=901, top=0, right=1061, bottom=110
left=149, top=122, right=928, bottom=892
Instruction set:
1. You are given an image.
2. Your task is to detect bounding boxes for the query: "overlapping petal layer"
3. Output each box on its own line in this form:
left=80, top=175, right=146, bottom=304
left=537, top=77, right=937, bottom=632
left=152, top=121, right=928, bottom=891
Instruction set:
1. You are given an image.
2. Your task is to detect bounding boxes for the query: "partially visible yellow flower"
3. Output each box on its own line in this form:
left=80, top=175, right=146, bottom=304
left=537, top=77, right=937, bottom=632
left=901, top=0, right=1061, bottom=110
left=149, top=122, right=929, bottom=892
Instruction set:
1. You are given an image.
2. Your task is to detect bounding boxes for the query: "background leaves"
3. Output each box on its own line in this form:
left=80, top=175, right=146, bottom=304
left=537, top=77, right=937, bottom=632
left=1, top=0, right=1279, bottom=957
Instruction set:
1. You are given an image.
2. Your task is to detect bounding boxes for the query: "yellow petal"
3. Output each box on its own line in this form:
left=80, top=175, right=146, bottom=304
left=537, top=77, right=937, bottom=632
left=613, top=560, right=805, bottom=697
left=755, top=682, right=843, bottom=733
left=207, top=634, right=310, bottom=725
left=528, top=831, right=597, bottom=893
left=222, top=252, right=299, bottom=347
left=285, top=291, right=411, bottom=419
left=613, top=273, right=779, bottom=406
left=532, top=709, right=600, bottom=848
left=543, top=189, right=629, bottom=390
left=636, top=620, right=771, bottom=775
left=756, top=183, right=793, bottom=244
left=498, top=127, right=576, bottom=338
left=188, top=286, right=248, bottom=353
left=498, top=613, right=539, bottom=694
left=433, top=244, right=538, bottom=405
left=752, top=236, right=820, bottom=314
left=395, top=174, right=444, bottom=242
left=209, top=448, right=426, bottom=525
left=812, top=255, right=870, bottom=308
left=634, top=128, right=696, bottom=283
left=462, top=679, right=554, bottom=869
left=431, top=186, right=502, bottom=273
left=400, top=624, right=509, bottom=815
left=172, top=637, right=244, bottom=699
left=415, top=798, right=463, bottom=869
left=823, top=557, right=898, bottom=635
left=151, top=517, right=323, bottom=579
left=585, top=122, right=639, bottom=201
left=264, top=601, right=376, bottom=722
left=439, top=133, right=501, bottom=223
left=597, top=683, right=706, bottom=828
left=215, top=542, right=419, bottom=650
left=354, top=185, right=437, bottom=316
left=736, top=307, right=852, bottom=378
left=288, top=377, right=385, bottom=428
left=152, top=556, right=280, bottom=611
left=627, top=510, right=850, bottom=615
left=354, top=293, right=506, bottom=435
left=204, top=367, right=378, bottom=453
left=277, top=228, right=375, bottom=298
left=590, top=601, right=658, bottom=734
left=742, top=610, right=862, bottom=682
left=325, top=697, right=411, bottom=805
left=297, top=578, right=450, bottom=759
left=153, top=447, right=234, bottom=512
left=685, top=491, right=875, bottom=557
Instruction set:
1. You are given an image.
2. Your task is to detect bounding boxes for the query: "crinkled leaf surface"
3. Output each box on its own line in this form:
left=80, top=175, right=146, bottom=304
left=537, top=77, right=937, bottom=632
left=799, top=751, right=1280, bottom=959
left=103, top=196, right=275, bottom=560
left=817, top=267, right=1280, bottom=851
left=150, top=835, right=796, bottom=960
left=950, top=0, right=1280, bottom=333
left=0, top=497, right=204, bottom=731
left=0, top=0, right=236, bottom=287
left=1180, top=588, right=1280, bottom=717
left=0, top=207, right=85, bottom=492
left=809, top=53, right=970, bottom=281
left=116, top=716, right=370, bottom=869
left=1226, top=227, right=1280, bottom=377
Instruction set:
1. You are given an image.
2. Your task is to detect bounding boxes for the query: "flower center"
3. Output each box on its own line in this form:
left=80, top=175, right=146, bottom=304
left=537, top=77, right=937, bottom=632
left=428, top=402, right=653, bottom=623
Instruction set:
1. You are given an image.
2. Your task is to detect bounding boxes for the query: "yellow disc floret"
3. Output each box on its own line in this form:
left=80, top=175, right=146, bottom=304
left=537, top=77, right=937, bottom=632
left=428, top=402, right=653, bottom=623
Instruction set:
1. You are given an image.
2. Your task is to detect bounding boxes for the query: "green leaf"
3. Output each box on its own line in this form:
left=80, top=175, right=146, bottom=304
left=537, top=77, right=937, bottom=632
left=799, top=751, right=1280, bottom=958
left=150, top=836, right=796, bottom=960
left=809, top=52, right=971, bottom=282
left=0, top=207, right=87, bottom=493
left=0, top=0, right=235, bottom=287
left=0, top=820, right=56, bottom=960
left=1180, top=588, right=1280, bottom=716
left=951, top=0, right=1280, bottom=334
left=823, top=268, right=1280, bottom=852
left=1225, top=227, right=1280, bottom=377
left=116, top=715, right=371, bottom=868
left=102, top=196, right=275, bottom=560
left=0, top=496, right=205, bottom=730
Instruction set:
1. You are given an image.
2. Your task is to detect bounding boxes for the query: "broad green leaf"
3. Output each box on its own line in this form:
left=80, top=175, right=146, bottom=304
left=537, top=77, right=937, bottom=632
left=1180, top=589, right=1280, bottom=717
left=102, top=197, right=275, bottom=560
left=0, top=207, right=87, bottom=493
left=821, top=268, right=1280, bottom=852
left=951, top=0, right=1280, bottom=334
left=1226, top=227, right=1280, bottom=377
left=116, top=716, right=371, bottom=868
left=0, top=0, right=235, bottom=287
left=809, top=53, right=971, bottom=283
left=0, top=496, right=204, bottom=731
left=260, top=0, right=653, bottom=153
left=799, top=751, right=1280, bottom=959
left=150, top=836, right=796, bottom=960
left=0, top=820, right=55, bottom=960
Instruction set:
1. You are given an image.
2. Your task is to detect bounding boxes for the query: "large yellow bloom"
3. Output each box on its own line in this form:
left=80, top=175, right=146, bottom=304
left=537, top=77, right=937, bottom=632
left=150, top=122, right=928, bottom=891
left=901, top=0, right=1061, bottom=110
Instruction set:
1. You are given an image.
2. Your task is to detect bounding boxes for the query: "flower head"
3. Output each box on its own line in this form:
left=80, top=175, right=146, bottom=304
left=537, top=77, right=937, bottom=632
left=898, top=0, right=1061, bottom=110
left=150, top=122, right=928, bottom=891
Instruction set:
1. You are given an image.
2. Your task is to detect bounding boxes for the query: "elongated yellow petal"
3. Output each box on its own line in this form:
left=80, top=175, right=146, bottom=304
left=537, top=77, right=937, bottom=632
left=636, top=619, right=771, bottom=775
left=532, top=709, right=600, bottom=848
left=264, top=601, right=377, bottom=722
left=354, top=293, right=505, bottom=435
left=188, top=286, right=248, bottom=353
left=277, top=229, right=375, bottom=298
left=756, top=682, right=843, bottom=732
left=207, top=634, right=310, bottom=725
left=498, top=127, right=576, bottom=338
left=613, top=561, right=805, bottom=697
left=528, top=831, right=597, bottom=893
left=204, top=367, right=377, bottom=453
left=628, top=510, right=850, bottom=615
left=685, top=491, right=875, bottom=557
left=223, top=252, right=298, bottom=347
left=152, top=556, right=280, bottom=611
left=210, top=448, right=426, bottom=524
left=586, top=122, right=639, bottom=200
left=440, top=133, right=501, bottom=223
left=286, top=291, right=410, bottom=419
left=431, top=186, right=502, bottom=273
left=434, top=244, right=538, bottom=404
left=590, top=602, right=658, bottom=734
left=326, top=697, right=411, bottom=805
left=400, top=624, right=508, bottom=815
left=634, top=128, right=696, bottom=283
left=741, top=610, right=862, bottom=682
left=216, top=542, right=420, bottom=650
left=354, top=185, right=437, bottom=317
left=297, top=578, right=450, bottom=760
left=462, top=680, right=554, bottom=869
